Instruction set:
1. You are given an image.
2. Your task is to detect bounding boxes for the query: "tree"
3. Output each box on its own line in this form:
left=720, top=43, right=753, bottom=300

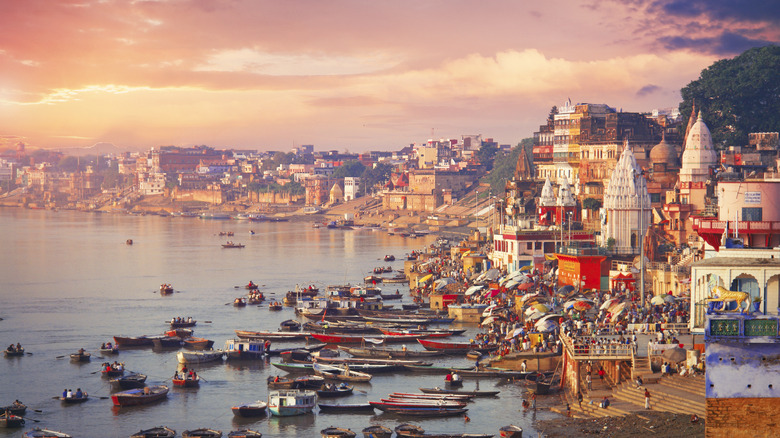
left=58, top=156, right=80, bottom=172
left=332, top=160, right=366, bottom=179
left=548, top=106, right=558, bottom=123
left=582, top=198, right=602, bottom=210
left=680, top=45, right=780, bottom=148
left=476, top=141, right=499, bottom=170
left=481, top=139, right=533, bottom=194
left=360, top=162, right=393, bottom=195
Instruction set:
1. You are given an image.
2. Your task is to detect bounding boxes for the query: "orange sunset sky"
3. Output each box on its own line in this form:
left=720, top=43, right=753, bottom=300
left=1, top=0, right=778, bottom=152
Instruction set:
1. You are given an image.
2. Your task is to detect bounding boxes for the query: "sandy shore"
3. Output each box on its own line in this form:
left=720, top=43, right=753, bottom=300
left=536, top=411, right=705, bottom=437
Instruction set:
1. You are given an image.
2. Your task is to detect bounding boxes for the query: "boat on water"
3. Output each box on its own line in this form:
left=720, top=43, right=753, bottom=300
left=153, top=336, right=183, bottom=349
left=235, top=329, right=311, bottom=341
left=222, top=242, right=245, bottom=249
left=318, top=403, right=374, bottom=413
left=177, top=350, right=224, bottom=364
left=169, top=318, right=196, bottom=328
left=273, top=361, right=392, bottom=374
left=338, top=345, right=445, bottom=359
left=379, top=406, right=468, bottom=417
left=183, top=337, right=215, bottom=350
left=280, top=319, right=302, bottom=331
left=69, top=351, right=91, bottom=362
left=0, top=411, right=25, bottom=427
left=231, top=401, right=267, bottom=417
left=418, top=387, right=500, bottom=397
left=403, top=365, right=473, bottom=374
left=389, top=392, right=473, bottom=401
left=111, top=385, right=169, bottom=407
left=130, top=426, right=176, bottom=438
left=499, top=425, right=523, bottom=438
left=23, top=428, right=72, bottom=438
left=98, top=346, right=119, bottom=355
left=60, top=394, right=89, bottom=404
left=4, top=347, right=25, bottom=357
left=226, top=430, right=263, bottom=438
left=1, top=401, right=27, bottom=416
left=313, top=363, right=372, bottom=382
left=182, top=428, right=222, bottom=437
left=110, top=373, right=147, bottom=389
left=159, top=284, right=174, bottom=295
left=172, top=376, right=200, bottom=388
left=311, top=333, right=429, bottom=344
left=224, top=339, right=266, bottom=360
left=417, top=339, right=499, bottom=353
left=266, top=375, right=297, bottom=389
left=321, top=427, right=356, bottom=438
left=268, top=302, right=283, bottom=311
left=360, top=425, right=392, bottom=438
left=456, top=368, right=549, bottom=379
left=113, top=335, right=164, bottom=347
left=371, top=399, right=466, bottom=409
left=316, top=383, right=354, bottom=397
left=394, top=424, right=424, bottom=438
left=267, top=389, right=317, bottom=416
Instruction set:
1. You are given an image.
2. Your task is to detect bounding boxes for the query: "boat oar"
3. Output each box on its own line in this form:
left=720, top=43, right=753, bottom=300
left=32, top=409, right=43, bottom=413
left=22, top=416, right=41, bottom=423
left=55, top=355, right=67, bottom=359
left=203, top=321, right=212, bottom=324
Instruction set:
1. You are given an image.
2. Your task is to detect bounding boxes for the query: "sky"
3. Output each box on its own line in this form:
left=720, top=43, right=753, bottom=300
left=1, top=0, right=778, bottom=153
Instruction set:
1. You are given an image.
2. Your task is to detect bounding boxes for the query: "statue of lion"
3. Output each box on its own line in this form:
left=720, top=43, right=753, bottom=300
left=706, top=286, right=750, bottom=313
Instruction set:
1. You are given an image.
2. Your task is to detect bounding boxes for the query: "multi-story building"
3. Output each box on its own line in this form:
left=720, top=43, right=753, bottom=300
left=343, top=177, right=360, bottom=201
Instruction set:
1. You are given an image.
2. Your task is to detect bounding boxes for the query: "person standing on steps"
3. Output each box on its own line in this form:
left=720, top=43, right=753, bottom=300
left=644, top=388, right=651, bottom=409
left=577, top=391, right=583, bottom=408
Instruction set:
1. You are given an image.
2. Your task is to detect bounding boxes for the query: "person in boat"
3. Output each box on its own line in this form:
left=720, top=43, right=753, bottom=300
left=451, top=371, right=461, bottom=382
left=66, top=389, right=73, bottom=398
left=273, top=376, right=280, bottom=383
left=174, top=372, right=180, bottom=380
left=16, top=343, right=22, bottom=351
left=264, top=340, right=271, bottom=352
left=106, top=342, right=112, bottom=349
left=75, top=388, right=83, bottom=398
left=62, top=389, right=67, bottom=399
left=522, top=399, right=530, bottom=410
left=444, top=372, right=453, bottom=382
left=101, top=343, right=106, bottom=349
left=78, top=348, right=86, bottom=356
left=143, top=387, right=151, bottom=395
left=6, top=344, right=14, bottom=353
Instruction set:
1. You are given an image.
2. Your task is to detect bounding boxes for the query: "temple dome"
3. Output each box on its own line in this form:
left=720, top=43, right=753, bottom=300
left=649, top=135, right=680, bottom=168
left=680, top=112, right=717, bottom=183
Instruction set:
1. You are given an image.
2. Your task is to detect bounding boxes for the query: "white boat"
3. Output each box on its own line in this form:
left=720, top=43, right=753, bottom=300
left=267, top=389, right=317, bottom=416
left=224, top=339, right=265, bottom=360
left=176, top=349, right=225, bottom=364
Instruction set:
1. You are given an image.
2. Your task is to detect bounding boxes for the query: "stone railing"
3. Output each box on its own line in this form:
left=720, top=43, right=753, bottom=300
left=559, top=332, right=635, bottom=360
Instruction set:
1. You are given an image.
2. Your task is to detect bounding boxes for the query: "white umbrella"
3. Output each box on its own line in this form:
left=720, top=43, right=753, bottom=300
left=536, top=314, right=560, bottom=325
left=483, top=268, right=500, bottom=281
left=650, top=295, right=665, bottom=305
left=465, top=285, right=485, bottom=296
left=504, top=280, right=519, bottom=290
left=481, top=316, right=500, bottom=326
left=512, top=327, right=524, bottom=337
left=434, top=277, right=456, bottom=290
left=526, top=311, right=545, bottom=320
left=600, top=298, right=619, bottom=310
left=482, top=304, right=500, bottom=317
left=535, top=320, right=557, bottom=333
left=663, top=294, right=676, bottom=303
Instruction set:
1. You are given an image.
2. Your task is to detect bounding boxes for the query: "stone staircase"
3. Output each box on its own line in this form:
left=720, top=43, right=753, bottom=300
left=611, top=374, right=706, bottom=418
left=631, top=355, right=655, bottom=381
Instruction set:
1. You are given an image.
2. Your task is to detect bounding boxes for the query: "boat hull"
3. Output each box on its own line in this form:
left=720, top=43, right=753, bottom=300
left=111, top=386, right=169, bottom=407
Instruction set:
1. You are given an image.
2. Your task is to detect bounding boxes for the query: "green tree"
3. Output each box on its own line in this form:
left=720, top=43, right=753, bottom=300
left=476, top=141, right=498, bottom=170
left=332, top=160, right=366, bottom=179
left=582, top=198, right=602, bottom=210
left=360, top=162, right=393, bottom=195
left=680, top=45, right=780, bottom=148
left=481, top=139, right=533, bottom=194
left=58, top=156, right=80, bottom=172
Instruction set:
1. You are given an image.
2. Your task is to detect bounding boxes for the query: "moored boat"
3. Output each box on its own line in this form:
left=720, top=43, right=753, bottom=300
left=313, top=363, right=372, bottom=382
left=418, top=387, right=500, bottom=397
left=23, top=428, right=73, bottom=438
left=338, top=345, right=444, bottom=359
left=267, top=389, right=317, bottom=416
left=272, top=361, right=391, bottom=374
left=59, top=394, right=89, bottom=404
left=417, top=339, right=499, bottom=353
left=110, top=385, right=169, bottom=407
left=231, top=401, right=267, bottom=417
left=182, top=428, right=222, bottom=437
left=361, top=425, right=392, bottom=438
left=227, top=430, right=263, bottom=438
left=316, top=383, right=354, bottom=397
left=224, top=339, right=265, bottom=360
left=379, top=406, right=468, bottom=417
left=280, top=319, right=302, bottom=331
left=130, top=426, right=176, bottom=438
left=182, top=337, right=215, bottom=350
left=499, top=425, right=523, bottom=438
left=177, top=350, right=224, bottom=364
left=235, top=329, right=310, bottom=341
left=113, top=335, right=161, bottom=347
left=266, top=375, right=297, bottom=389
left=318, top=403, right=374, bottom=413
left=321, top=427, right=356, bottom=438
left=152, top=336, right=183, bottom=349
left=394, top=424, right=424, bottom=438
left=110, top=373, right=147, bottom=389
left=311, top=333, right=426, bottom=344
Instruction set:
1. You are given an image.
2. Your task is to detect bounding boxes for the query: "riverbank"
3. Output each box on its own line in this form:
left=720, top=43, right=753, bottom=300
left=536, top=411, right=705, bottom=437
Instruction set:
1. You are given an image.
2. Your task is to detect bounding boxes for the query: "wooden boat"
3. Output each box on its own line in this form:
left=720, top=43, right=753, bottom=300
left=394, top=424, right=424, bottom=438
left=4, top=348, right=25, bottom=357
left=318, top=403, right=374, bottom=413
left=222, top=242, right=245, bottom=248
left=113, top=335, right=160, bottom=347
left=526, top=372, right=551, bottom=395
left=110, top=385, right=169, bottom=406
left=499, top=425, right=523, bottom=438
left=69, top=352, right=91, bottom=362
left=59, top=394, right=89, bottom=404
left=233, top=297, right=247, bottom=307
left=456, top=368, right=544, bottom=379
left=235, top=329, right=311, bottom=341
left=403, top=365, right=472, bottom=374
left=313, top=363, right=372, bottom=382
left=153, top=336, right=183, bottom=349
left=224, top=339, right=265, bottom=360
left=182, top=428, right=222, bottom=437
left=379, top=328, right=464, bottom=337
left=280, top=319, right=302, bottom=331
left=418, top=387, right=500, bottom=397
left=231, top=401, right=267, bottom=417
left=321, top=427, right=356, bottom=438
left=466, top=351, right=482, bottom=360
left=267, top=390, right=317, bottom=416
left=177, top=350, right=224, bottom=364
left=381, top=406, right=468, bottom=417
left=268, top=302, right=283, bottom=311
left=183, top=337, right=215, bottom=350
left=266, top=375, right=297, bottom=389
left=311, top=333, right=426, bottom=344
left=361, top=425, right=392, bottom=438
left=130, top=426, right=176, bottom=438
left=172, top=376, right=200, bottom=387
left=245, top=282, right=259, bottom=290
left=98, top=347, right=119, bottom=355
left=169, top=319, right=196, bottom=328
left=110, top=373, right=147, bottom=389
left=338, top=345, right=444, bottom=359
left=292, top=375, right=325, bottom=389
left=316, top=383, right=354, bottom=397
left=23, top=428, right=73, bottom=438
left=314, top=355, right=428, bottom=370
left=0, top=411, right=25, bottom=427
left=273, top=361, right=391, bottom=374
left=101, top=367, right=124, bottom=378
left=384, top=255, right=395, bottom=261
left=1, top=402, right=26, bottom=416
left=227, top=430, right=263, bottom=438
left=371, top=399, right=466, bottom=409
left=417, top=339, right=499, bottom=353
left=389, top=392, right=472, bottom=401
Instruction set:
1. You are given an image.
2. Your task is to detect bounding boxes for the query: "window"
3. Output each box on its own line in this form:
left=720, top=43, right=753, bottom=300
left=649, top=193, right=661, bottom=203
left=742, top=207, right=762, bottom=221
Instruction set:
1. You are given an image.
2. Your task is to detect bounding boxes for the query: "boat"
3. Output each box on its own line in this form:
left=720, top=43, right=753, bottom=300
left=313, top=363, right=372, bottom=382
left=394, top=424, right=424, bottom=438
left=389, top=392, right=473, bottom=401
left=0, top=411, right=24, bottom=427
left=245, top=282, right=259, bottom=290
left=311, top=333, right=427, bottom=344
left=235, top=329, right=311, bottom=341
left=292, top=375, right=326, bottom=389
left=160, top=284, right=174, bottom=295
left=227, top=430, right=263, bottom=438
left=466, top=351, right=482, bottom=360
left=110, top=373, right=147, bottom=389
left=0, top=401, right=26, bottom=416
left=268, top=302, right=283, bottom=311
left=361, top=425, right=392, bottom=438
left=110, top=385, right=169, bottom=406
left=379, top=406, right=468, bottom=417
left=233, top=297, right=247, bottom=307
left=370, top=399, right=466, bottom=409
left=316, top=383, right=354, bottom=397
left=526, top=371, right=552, bottom=395
left=318, top=403, right=375, bottom=413
left=266, top=375, right=298, bottom=389
left=418, top=339, right=499, bottom=353
left=267, top=389, right=317, bottom=416
left=101, top=367, right=124, bottom=378
left=59, top=394, right=89, bottom=404
left=224, top=339, right=266, bottom=360
left=280, top=319, right=302, bottom=331
left=4, top=348, right=25, bottom=357
left=338, top=345, right=445, bottom=359
left=273, top=362, right=392, bottom=374
left=222, top=242, right=245, bottom=248
left=384, top=255, right=395, bottom=261
left=182, top=429, right=222, bottom=437
left=23, top=428, right=73, bottom=438
left=152, top=336, right=183, bottom=349
left=499, top=425, right=523, bottom=438
left=403, top=365, right=473, bottom=374
left=183, top=337, right=215, bottom=350
left=418, top=387, right=500, bottom=397
left=177, top=350, right=224, bottom=364
left=321, top=427, right=356, bottom=438
left=169, top=318, right=196, bottom=328
left=380, top=328, right=465, bottom=337
left=172, top=376, right=200, bottom=387
left=231, top=401, right=267, bottom=417
left=69, top=352, right=91, bottom=362
left=113, top=335, right=163, bottom=347
left=98, top=347, right=119, bottom=355
left=130, top=426, right=177, bottom=438
left=456, top=368, right=547, bottom=379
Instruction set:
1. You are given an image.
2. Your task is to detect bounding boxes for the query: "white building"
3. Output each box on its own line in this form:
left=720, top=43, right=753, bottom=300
left=344, top=177, right=360, bottom=201
left=680, top=111, right=717, bottom=184
left=601, top=142, right=651, bottom=254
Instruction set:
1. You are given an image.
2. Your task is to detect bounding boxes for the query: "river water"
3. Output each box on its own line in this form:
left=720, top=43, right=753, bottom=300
left=0, top=208, right=550, bottom=438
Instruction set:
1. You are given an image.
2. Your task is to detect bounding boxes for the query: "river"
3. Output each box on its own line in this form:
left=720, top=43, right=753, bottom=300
left=0, top=208, right=549, bottom=438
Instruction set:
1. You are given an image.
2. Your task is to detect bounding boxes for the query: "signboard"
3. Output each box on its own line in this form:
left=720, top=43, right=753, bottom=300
left=745, top=192, right=761, bottom=204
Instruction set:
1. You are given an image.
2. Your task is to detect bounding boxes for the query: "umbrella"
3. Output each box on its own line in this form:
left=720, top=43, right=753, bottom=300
left=573, top=301, right=592, bottom=311
left=535, top=320, right=557, bottom=333
left=520, top=293, right=539, bottom=304
left=650, top=295, right=665, bottom=305
left=536, top=314, right=560, bottom=325
left=465, top=285, right=485, bottom=296
left=517, top=282, right=535, bottom=291
left=434, top=277, right=456, bottom=290
left=511, top=327, right=525, bottom=337
left=520, top=265, right=532, bottom=272
left=532, top=303, right=549, bottom=313
left=483, top=268, right=500, bottom=281
left=557, top=285, right=575, bottom=296
left=481, top=316, right=499, bottom=326
left=419, top=274, right=433, bottom=283
left=504, top=280, right=519, bottom=289
left=600, top=298, right=619, bottom=310
left=663, top=294, right=676, bottom=303
left=609, top=302, right=628, bottom=314
left=482, top=304, right=500, bottom=317
left=662, top=347, right=687, bottom=363
left=526, top=311, right=545, bottom=320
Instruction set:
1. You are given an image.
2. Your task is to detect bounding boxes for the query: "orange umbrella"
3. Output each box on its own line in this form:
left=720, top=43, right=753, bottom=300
left=572, top=301, right=592, bottom=311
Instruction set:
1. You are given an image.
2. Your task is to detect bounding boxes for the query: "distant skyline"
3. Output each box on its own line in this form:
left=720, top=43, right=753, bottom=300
left=1, top=0, right=778, bottom=153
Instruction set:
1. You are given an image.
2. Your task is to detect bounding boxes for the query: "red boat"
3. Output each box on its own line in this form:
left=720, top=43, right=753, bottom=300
left=311, top=333, right=427, bottom=344
left=417, top=339, right=499, bottom=353
left=172, top=376, right=200, bottom=388
left=111, top=385, right=169, bottom=407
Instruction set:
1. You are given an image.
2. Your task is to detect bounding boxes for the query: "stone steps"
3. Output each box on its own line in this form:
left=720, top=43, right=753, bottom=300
left=658, top=374, right=706, bottom=397
left=612, top=381, right=705, bottom=417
